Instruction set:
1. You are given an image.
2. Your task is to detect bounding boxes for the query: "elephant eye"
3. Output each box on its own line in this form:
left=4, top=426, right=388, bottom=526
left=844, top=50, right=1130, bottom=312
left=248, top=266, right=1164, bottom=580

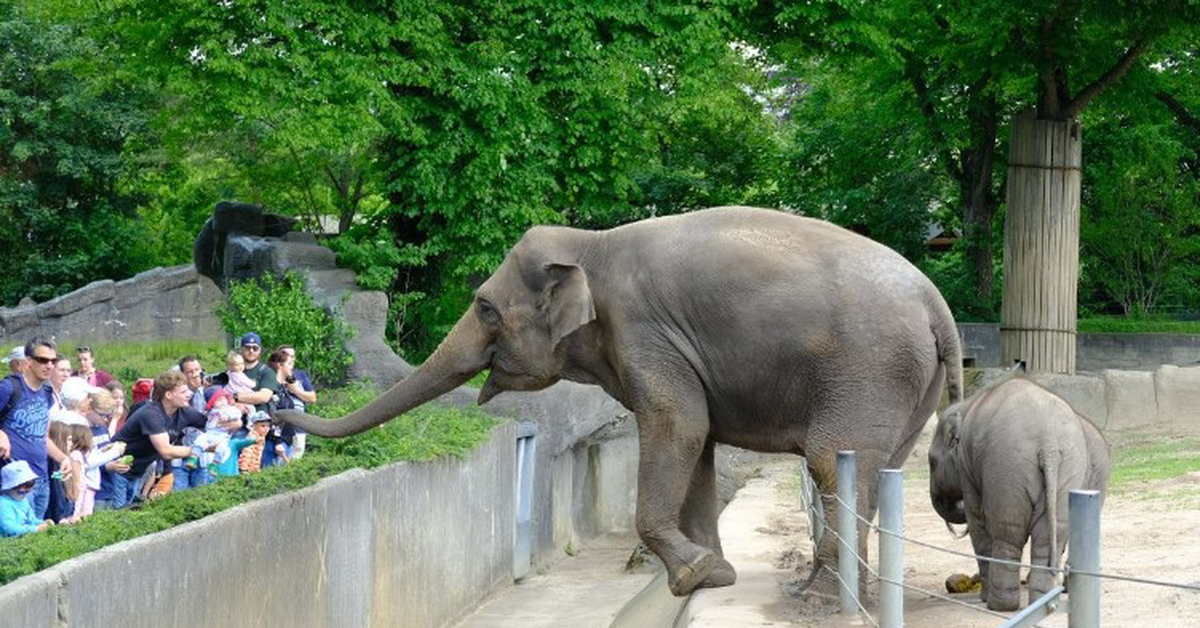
left=477, top=299, right=501, bottom=325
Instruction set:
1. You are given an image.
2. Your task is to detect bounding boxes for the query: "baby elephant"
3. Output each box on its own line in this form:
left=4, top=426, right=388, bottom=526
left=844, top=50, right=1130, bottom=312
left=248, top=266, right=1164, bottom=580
left=927, top=377, right=1111, bottom=611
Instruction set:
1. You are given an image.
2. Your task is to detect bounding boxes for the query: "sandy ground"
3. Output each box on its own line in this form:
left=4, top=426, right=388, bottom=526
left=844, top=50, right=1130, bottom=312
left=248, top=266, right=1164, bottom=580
left=768, top=427, right=1200, bottom=628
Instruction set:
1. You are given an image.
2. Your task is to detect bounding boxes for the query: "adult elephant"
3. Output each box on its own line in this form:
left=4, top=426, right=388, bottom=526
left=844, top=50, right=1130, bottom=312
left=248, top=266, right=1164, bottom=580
left=279, top=206, right=963, bottom=596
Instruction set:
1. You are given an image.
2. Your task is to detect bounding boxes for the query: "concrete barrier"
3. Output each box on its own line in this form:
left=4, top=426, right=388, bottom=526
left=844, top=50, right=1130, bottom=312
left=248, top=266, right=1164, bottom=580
left=974, top=365, right=1200, bottom=432
left=957, top=323, right=1200, bottom=371
left=0, top=400, right=651, bottom=628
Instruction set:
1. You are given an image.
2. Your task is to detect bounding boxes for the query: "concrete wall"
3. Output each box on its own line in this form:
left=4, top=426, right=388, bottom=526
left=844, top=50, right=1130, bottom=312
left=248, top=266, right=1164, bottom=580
left=0, top=265, right=226, bottom=348
left=958, top=323, right=1200, bottom=371
left=971, top=365, right=1200, bottom=432
left=0, top=424, right=523, bottom=628
left=0, top=394, right=647, bottom=628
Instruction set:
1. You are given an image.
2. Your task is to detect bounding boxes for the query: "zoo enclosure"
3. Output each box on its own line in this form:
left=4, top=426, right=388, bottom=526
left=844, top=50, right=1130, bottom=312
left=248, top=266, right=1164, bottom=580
left=799, top=451, right=1200, bottom=628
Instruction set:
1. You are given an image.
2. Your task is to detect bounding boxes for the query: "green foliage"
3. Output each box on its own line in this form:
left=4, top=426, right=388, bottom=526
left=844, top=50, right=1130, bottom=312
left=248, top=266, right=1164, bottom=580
left=57, top=340, right=228, bottom=385
left=777, top=57, right=942, bottom=261
left=919, top=250, right=1002, bottom=322
left=1079, top=101, right=1200, bottom=316
left=1077, top=317, right=1200, bottom=334
left=215, top=271, right=354, bottom=385
left=0, top=5, right=160, bottom=304
left=0, top=387, right=496, bottom=586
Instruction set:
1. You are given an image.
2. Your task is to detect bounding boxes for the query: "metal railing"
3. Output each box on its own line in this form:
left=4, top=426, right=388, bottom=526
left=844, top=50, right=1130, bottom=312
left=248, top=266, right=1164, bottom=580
left=802, top=451, right=1200, bottom=628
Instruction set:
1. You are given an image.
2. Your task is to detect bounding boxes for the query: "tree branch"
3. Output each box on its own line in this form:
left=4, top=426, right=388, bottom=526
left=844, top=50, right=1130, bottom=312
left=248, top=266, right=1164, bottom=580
left=903, top=55, right=962, bottom=182
left=1063, top=39, right=1149, bottom=119
left=1156, top=90, right=1200, bottom=135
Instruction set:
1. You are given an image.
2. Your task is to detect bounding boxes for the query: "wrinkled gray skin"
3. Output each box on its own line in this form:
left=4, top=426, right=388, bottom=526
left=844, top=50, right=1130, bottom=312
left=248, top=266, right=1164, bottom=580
left=928, top=377, right=1111, bottom=611
left=280, top=206, right=963, bottom=596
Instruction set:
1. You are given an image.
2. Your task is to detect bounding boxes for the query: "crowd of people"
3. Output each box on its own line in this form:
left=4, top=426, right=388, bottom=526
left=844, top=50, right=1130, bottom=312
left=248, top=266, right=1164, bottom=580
left=0, top=333, right=317, bottom=537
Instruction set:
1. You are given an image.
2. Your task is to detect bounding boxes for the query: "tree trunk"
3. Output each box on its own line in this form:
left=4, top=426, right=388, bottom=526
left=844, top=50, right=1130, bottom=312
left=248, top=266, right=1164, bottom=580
left=1000, top=109, right=1082, bottom=374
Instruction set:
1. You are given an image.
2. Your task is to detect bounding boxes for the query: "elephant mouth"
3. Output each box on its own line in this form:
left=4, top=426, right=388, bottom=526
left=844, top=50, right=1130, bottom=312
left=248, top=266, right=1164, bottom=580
left=933, top=497, right=967, bottom=525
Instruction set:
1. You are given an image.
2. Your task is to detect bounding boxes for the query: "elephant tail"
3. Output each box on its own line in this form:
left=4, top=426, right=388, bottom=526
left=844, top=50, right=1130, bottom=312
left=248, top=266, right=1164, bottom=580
left=1040, top=447, right=1062, bottom=574
left=929, top=297, right=964, bottom=404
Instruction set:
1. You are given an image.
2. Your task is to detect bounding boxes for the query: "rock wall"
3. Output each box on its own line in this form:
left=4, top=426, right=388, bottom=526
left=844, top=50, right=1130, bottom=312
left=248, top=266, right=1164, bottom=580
left=0, top=266, right=225, bottom=348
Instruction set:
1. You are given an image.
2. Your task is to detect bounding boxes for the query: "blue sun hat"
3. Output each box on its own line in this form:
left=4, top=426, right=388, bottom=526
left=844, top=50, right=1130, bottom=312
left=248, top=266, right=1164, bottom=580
left=1, top=460, right=39, bottom=491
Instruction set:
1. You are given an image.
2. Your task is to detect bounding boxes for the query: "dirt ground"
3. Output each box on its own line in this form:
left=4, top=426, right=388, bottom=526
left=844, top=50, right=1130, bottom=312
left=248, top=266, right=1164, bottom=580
left=770, top=426, right=1200, bottom=628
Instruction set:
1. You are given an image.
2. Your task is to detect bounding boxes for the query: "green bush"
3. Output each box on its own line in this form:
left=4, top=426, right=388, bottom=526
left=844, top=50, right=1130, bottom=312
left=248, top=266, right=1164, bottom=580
left=216, top=271, right=355, bottom=385
left=0, top=387, right=497, bottom=586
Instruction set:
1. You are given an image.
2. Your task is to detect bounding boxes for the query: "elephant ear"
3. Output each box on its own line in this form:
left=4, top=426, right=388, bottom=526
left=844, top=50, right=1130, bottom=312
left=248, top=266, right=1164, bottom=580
left=545, top=263, right=596, bottom=348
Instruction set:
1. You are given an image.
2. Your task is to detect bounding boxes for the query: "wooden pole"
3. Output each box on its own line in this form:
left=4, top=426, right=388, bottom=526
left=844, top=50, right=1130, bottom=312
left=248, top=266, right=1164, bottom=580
left=1001, top=109, right=1082, bottom=374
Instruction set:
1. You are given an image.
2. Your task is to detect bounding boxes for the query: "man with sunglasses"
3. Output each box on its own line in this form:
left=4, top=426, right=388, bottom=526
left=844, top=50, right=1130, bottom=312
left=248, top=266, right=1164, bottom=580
left=0, top=337, right=70, bottom=519
left=227, top=332, right=279, bottom=415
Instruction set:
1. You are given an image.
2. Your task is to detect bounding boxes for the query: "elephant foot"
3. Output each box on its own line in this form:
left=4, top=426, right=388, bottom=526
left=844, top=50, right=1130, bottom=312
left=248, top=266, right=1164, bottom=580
left=800, top=564, right=841, bottom=600
left=700, top=556, right=737, bottom=588
left=985, top=587, right=1020, bottom=612
left=667, top=550, right=715, bottom=596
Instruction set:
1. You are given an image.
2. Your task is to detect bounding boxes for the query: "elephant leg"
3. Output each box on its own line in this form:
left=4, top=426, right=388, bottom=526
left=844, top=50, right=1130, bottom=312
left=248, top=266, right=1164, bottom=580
left=966, top=517, right=993, bottom=602
left=1027, top=500, right=1062, bottom=600
left=985, top=532, right=1025, bottom=612
left=681, top=439, right=736, bottom=588
left=803, top=445, right=889, bottom=597
left=633, top=388, right=714, bottom=596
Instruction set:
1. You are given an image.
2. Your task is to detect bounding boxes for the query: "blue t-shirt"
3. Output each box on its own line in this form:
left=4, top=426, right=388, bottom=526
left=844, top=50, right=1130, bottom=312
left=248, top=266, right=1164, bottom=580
left=0, top=493, right=41, bottom=537
left=0, top=377, right=56, bottom=479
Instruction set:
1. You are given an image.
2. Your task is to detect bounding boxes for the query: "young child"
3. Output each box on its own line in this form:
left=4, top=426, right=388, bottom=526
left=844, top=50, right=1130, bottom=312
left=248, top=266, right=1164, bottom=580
left=223, top=352, right=256, bottom=415
left=186, top=388, right=241, bottom=472
left=238, top=411, right=273, bottom=474
left=0, top=461, right=53, bottom=537
left=46, top=420, right=77, bottom=523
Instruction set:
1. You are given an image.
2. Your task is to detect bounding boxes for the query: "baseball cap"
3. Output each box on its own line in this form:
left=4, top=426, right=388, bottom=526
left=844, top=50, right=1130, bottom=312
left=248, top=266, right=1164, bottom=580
left=239, top=332, right=262, bottom=347
left=249, top=410, right=273, bottom=423
left=6, top=346, right=24, bottom=362
left=61, top=377, right=103, bottom=406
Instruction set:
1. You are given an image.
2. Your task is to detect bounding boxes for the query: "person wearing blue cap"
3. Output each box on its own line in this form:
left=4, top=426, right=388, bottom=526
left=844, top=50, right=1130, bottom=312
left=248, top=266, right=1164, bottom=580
left=0, top=460, right=53, bottom=536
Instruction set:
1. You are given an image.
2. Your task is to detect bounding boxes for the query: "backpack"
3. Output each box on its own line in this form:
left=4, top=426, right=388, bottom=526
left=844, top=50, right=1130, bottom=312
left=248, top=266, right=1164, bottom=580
left=0, top=373, right=25, bottom=425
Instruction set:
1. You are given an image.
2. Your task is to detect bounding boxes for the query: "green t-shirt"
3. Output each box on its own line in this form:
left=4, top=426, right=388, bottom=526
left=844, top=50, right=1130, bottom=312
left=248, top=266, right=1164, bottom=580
left=244, top=362, right=279, bottom=412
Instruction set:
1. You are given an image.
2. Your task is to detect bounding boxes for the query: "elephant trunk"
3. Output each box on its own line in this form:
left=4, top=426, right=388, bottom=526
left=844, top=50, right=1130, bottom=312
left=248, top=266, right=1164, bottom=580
left=279, top=311, right=491, bottom=438
left=932, top=495, right=967, bottom=525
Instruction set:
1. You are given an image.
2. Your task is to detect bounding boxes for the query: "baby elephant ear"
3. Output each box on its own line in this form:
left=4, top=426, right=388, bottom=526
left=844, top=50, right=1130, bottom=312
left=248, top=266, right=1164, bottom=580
left=545, top=263, right=596, bottom=347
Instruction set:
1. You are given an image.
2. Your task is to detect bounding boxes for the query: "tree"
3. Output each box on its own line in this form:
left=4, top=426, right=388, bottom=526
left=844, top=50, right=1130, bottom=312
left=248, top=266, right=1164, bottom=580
left=743, top=0, right=1200, bottom=372
left=0, top=5, right=158, bottom=304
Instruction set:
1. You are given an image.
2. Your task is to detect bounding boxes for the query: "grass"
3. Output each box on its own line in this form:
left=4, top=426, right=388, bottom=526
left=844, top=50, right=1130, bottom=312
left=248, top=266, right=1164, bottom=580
left=0, top=381, right=498, bottom=586
left=1108, top=434, right=1200, bottom=489
left=54, top=339, right=229, bottom=387
left=1077, top=316, right=1200, bottom=334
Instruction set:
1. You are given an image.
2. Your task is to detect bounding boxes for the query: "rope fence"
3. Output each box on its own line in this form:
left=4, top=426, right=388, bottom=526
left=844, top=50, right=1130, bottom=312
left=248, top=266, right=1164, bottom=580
left=801, top=451, right=1200, bottom=628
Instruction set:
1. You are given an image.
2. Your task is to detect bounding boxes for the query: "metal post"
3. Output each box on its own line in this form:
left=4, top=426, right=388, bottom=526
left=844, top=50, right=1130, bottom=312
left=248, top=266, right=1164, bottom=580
left=1068, top=490, right=1101, bottom=628
left=800, top=463, right=824, bottom=547
left=878, top=469, right=904, bottom=628
left=837, top=451, right=859, bottom=615
left=811, top=473, right=826, bottom=546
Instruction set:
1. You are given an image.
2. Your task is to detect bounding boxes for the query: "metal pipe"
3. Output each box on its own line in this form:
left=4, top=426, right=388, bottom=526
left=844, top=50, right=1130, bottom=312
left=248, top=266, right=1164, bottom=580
left=837, top=451, right=858, bottom=615
left=878, top=469, right=904, bottom=628
left=1068, top=490, right=1101, bottom=628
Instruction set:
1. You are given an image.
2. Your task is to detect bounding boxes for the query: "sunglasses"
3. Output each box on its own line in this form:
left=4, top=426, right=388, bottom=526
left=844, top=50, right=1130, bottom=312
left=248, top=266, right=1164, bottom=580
left=29, top=355, right=58, bottom=365
left=242, top=345, right=261, bottom=351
